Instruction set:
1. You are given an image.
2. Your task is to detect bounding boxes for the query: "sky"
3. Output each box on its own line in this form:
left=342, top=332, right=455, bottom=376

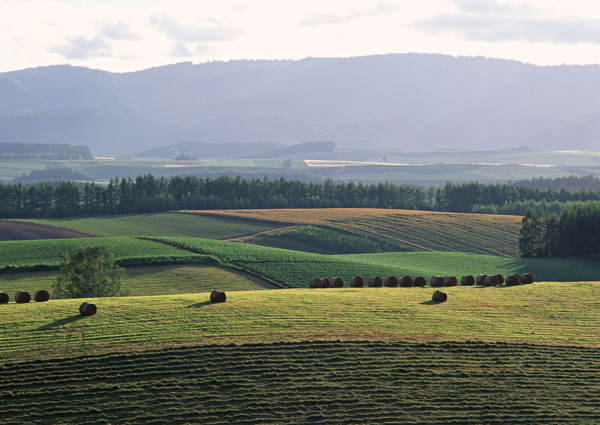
left=2, top=0, right=600, bottom=73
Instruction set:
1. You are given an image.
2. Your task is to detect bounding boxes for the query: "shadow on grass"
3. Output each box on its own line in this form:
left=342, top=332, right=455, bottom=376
left=36, top=314, right=86, bottom=331
left=420, top=300, right=440, bottom=305
left=187, top=301, right=213, bottom=309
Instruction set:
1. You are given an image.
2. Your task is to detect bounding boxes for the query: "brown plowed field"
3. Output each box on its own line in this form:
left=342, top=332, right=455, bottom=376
left=0, top=220, right=94, bottom=241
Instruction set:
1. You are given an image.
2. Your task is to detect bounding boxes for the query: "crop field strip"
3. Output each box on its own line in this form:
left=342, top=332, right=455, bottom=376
left=188, top=208, right=522, bottom=257
left=1, top=340, right=599, bottom=424
left=152, top=236, right=600, bottom=284
left=0, top=283, right=599, bottom=362
left=0, top=265, right=276, bottom=296
left=24, top=212, right=282, bottom=239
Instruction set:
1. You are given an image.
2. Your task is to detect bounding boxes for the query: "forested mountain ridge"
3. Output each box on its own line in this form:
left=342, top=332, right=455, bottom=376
left=1, top=54, right=600, bottom=155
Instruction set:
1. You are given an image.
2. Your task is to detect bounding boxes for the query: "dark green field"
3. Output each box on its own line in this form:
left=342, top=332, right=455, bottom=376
left=1, top=341, right=598, bottom=424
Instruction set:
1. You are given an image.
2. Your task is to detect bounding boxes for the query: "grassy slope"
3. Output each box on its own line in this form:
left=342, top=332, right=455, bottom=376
left=0, top=265, right=277, bottom=297
left=25, top=212, right=281, bottom=238
left=190, top=208, right=522, bottom=257
left=1, top=283, right=599, bottom=363
left=2, top=340, right=598, bottom=425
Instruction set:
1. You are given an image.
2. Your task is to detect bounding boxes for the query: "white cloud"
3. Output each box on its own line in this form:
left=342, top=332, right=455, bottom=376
left=1, top=0, right=600, bottom=72
left=416, top=0, right=600, bottom=44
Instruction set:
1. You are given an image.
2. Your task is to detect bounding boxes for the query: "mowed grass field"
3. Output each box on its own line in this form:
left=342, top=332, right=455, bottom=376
left=1, top=283, right=599, bottom=363
left=2, top=340, right=599, bottom=425
left=188, top=208, right=522, bottom=257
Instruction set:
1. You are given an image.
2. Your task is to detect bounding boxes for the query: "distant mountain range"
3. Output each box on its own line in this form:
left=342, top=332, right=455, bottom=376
left=1, top=54, right=599, bottom=156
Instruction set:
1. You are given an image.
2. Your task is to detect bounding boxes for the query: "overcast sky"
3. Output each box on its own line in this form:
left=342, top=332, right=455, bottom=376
left=2, top=0, right=600, bottom=73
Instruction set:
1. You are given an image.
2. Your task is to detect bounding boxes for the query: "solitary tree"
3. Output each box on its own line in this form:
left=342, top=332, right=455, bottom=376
left=53, top=245, right=125, bottom=298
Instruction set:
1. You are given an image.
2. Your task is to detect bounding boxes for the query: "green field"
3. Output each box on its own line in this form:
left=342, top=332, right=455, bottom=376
left=1, top=340, right=598, bottom=425
left=26, top=212, right=281, bottom=238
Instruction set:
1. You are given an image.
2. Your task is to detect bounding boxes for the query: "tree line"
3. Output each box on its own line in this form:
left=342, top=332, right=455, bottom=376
left=1, top=174, right=600, bottom=219
left=519, top=202, right=600, bottom=258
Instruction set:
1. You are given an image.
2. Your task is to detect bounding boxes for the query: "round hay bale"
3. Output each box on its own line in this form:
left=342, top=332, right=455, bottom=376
left=413, top=275, right=426, bottom=287
left=210, top=290, right=226, bottom=302
left=461, top=275, right=475, bottom=286
left=444, top=276, right=458, bottom=287
left=0, top=291, right=9, bottom=304
left=432, top=290, right=448, bottom=302
left=309, top=277, right=323, bottom=288
left=521, top=273, right=534, bottom=284
left=505, top=274, right=521, bottom=286
left=400, top=275, right=413, bottom=287
left=367, top=276, right=383, bottom=287
left=349, top=276, right=364, bottom=288
left=34, top=290, right=50, bottom=302
left=484, top=275, right=499, bottom=286
left=430, top=275, right=445, bottom=287
left=476, top=274, right=488, bottom=286
left=14, top=291, right=30, bottom=304
left=330, top=277, right=344, bottom=288
left=384, top=275, right=399, bottom=287
left=496, top=274, right=504, bottom=285
left=79, top=302, right=97, bottom=316
left=321, top=277, right=331, bottom=288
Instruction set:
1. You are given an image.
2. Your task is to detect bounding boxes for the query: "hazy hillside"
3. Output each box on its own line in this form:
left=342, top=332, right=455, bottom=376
left=1, top=54, right=600, bottom=155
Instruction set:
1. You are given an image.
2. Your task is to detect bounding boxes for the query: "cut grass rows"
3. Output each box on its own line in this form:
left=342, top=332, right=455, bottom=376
left=1, top=341, right=599, bottom=424
left=0, top=283, right=599, bottom=363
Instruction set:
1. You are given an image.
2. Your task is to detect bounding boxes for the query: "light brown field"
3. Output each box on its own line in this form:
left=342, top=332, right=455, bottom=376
left=185, top=208, right=522, bottom=257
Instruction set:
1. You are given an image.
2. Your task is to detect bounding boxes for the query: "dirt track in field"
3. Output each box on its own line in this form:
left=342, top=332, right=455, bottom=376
left=0, top=220, right=94, bottom=241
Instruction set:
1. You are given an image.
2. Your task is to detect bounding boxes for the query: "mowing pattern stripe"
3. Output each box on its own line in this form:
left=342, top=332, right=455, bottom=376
left=1, top=341, right=599, bottom=424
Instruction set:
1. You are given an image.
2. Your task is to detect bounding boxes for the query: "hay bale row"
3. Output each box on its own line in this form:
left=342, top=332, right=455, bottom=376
left=0, top=290, right=50, bottom=304
left=310, top=272, right=535, bottom=289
